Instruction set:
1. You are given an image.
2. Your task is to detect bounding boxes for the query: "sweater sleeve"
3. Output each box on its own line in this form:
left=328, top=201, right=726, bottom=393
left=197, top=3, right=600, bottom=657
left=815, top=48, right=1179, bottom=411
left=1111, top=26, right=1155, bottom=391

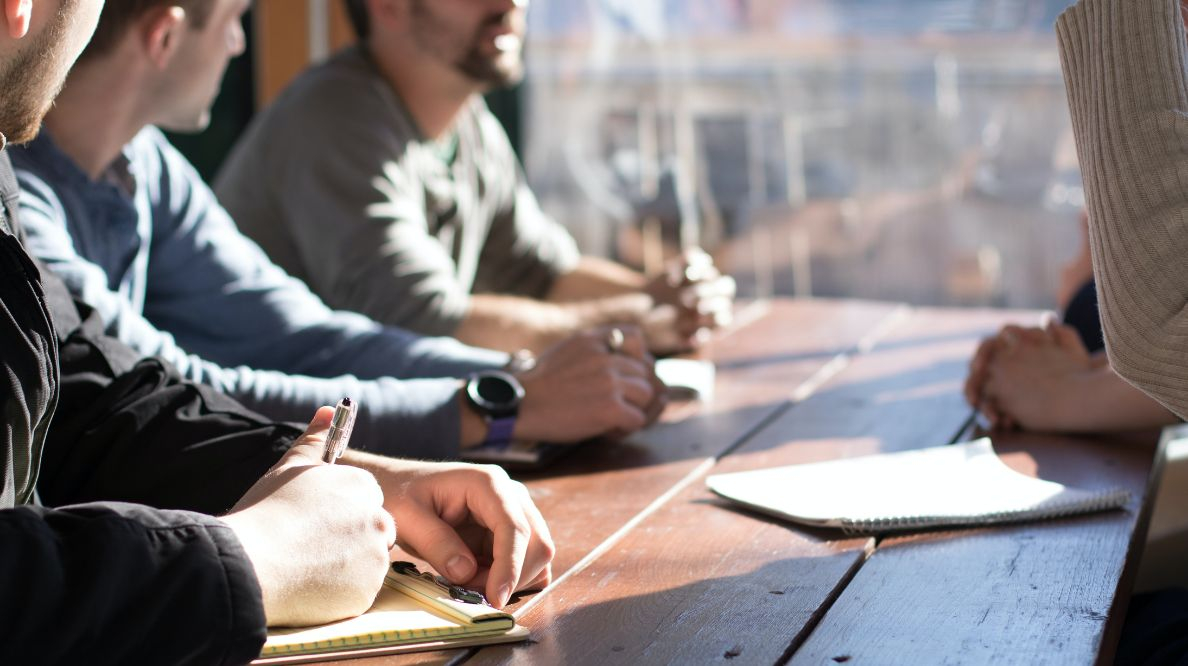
left=0, top=502, right=265, bottom=666
left=14, top=142, right=491, bottom=459
left=1057, top=0, right=1188, bottom=419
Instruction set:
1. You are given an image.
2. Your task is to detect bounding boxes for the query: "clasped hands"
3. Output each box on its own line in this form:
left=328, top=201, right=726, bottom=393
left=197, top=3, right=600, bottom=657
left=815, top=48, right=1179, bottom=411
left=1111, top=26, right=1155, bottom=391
left=643, top=248, right=736, bottom=354
left=963, top=319, right=1098, bottom=431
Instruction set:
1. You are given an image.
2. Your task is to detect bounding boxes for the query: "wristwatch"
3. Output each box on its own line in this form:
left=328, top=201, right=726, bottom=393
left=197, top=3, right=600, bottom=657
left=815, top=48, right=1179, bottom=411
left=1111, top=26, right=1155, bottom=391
left=465, top=370, right=525, bottom=446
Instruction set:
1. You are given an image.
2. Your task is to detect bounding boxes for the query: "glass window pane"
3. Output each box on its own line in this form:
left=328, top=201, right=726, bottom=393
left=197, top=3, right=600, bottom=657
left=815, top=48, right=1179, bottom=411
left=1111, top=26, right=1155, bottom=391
left=522, top=0, right=1081, bottom=307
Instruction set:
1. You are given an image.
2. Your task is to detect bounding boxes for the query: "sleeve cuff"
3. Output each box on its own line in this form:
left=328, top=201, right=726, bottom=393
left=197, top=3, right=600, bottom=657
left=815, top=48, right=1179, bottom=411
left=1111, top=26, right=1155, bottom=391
left=206, top=521, right=269, bottom=665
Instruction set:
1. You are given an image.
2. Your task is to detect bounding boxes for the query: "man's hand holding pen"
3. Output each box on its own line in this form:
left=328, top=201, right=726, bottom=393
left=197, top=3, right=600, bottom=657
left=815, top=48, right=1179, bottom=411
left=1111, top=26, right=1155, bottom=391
left=229, top=398, right=553, bottom=625
left=221, top=406, right=396, bottom=627
left=322, top=397, right=357, bottom=463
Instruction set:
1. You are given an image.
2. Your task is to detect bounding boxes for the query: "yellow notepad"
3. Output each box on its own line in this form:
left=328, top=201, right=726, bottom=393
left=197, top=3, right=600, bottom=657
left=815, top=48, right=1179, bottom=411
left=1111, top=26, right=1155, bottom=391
left=253, top=562, right=528, bottom=664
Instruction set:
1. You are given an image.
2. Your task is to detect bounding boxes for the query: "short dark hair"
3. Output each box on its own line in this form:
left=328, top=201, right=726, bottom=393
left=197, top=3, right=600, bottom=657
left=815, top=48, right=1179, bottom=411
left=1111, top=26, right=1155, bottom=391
left=81, top=1, right=216, bottom=61
left=343, top=0, right=370, bottom=40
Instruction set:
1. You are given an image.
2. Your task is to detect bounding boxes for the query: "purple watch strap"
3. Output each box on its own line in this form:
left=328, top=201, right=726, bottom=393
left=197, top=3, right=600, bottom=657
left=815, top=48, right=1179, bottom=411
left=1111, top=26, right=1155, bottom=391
left=484, top=416, right=517, bottom=447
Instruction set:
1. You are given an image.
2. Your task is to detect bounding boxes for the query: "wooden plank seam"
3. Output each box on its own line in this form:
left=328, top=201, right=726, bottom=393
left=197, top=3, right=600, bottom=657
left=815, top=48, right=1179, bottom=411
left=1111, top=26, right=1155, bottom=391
left=509, top=303, right=915, bottom=624
left=776, top=538, right=878, bottom=666
left=777, top=309, right=1039, bottom=664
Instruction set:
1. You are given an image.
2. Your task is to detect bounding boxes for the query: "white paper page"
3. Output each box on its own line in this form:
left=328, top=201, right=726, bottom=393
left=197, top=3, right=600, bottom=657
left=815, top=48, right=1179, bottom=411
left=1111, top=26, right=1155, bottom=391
left=706, top=439, right=1128, bottom=530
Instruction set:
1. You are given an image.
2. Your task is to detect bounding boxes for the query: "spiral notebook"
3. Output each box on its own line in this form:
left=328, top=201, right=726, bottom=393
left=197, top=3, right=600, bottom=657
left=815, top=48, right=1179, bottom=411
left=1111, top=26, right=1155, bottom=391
left=253, top=562, right=528, bottom=664
left=706, top=438, right=1129, bottom=534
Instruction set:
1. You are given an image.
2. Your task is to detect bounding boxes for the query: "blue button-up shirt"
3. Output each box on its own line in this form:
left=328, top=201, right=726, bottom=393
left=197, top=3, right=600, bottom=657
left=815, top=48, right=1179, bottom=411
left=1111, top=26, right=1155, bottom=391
left=12, top=127, right=507, bottom=458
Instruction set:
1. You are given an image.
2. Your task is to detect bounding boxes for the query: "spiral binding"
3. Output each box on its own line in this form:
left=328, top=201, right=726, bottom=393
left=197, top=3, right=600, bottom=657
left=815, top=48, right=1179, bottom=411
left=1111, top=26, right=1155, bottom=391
left=837, top=487, right=1131, bottom=536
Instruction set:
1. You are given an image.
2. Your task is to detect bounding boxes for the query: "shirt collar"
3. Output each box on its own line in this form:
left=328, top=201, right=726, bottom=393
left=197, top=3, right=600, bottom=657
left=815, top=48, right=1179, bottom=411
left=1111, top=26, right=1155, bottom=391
left=101, top=150, right=135, bottom=198
left=16, top=128, right=140, bottom=201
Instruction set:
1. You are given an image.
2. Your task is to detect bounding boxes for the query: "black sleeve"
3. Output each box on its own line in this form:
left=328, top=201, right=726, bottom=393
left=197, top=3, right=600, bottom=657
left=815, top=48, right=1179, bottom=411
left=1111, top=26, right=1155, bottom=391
left=0, top=154, right=273, bottom=664
left=35, top=261, right=301, bottom=515
left=0, top=502, right=266, bottom=665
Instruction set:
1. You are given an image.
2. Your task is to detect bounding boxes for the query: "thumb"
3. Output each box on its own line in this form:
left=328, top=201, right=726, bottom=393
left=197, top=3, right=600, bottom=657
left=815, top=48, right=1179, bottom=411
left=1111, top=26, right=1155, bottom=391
left=393, top=503, right=479, bottom=586
left=1052, top=324, right=1086, bottom=352
left=282, top=405, right=336, bottom=466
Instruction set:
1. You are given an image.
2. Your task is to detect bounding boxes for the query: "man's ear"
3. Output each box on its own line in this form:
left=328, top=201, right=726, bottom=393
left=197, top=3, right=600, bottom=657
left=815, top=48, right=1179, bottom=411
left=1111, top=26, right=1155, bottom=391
left=141, top=5, right=187, bottom=69
left=5, top=0, right=32, bottom=39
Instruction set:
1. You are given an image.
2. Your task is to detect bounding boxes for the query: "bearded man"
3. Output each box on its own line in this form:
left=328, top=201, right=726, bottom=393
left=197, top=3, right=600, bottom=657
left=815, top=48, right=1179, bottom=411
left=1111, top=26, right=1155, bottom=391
left=216, top=0, right=736, bottom=357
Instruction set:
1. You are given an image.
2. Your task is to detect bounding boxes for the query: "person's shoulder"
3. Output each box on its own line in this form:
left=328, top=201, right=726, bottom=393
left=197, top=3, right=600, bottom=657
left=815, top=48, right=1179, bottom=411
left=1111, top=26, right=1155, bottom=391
left=467, top=97, right=504, bottom=136
left=125, top=125, right=188, bottom=168
left=128, top=126, right=204, bottom=183
left=10, top=131, right=77, bottom=183
left=234, top=45, right=404, bottom=170
left=128, top=125, right=172, bottom=153
left=268, top=45, right=389, bottom=125
left=10, top=132, right=88, bottom=214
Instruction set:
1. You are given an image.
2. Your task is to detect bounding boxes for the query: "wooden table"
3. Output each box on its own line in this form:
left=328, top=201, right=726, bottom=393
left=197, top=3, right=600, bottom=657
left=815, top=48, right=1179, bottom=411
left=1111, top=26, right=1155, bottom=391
left=339, top=299, right=1165, bottom=665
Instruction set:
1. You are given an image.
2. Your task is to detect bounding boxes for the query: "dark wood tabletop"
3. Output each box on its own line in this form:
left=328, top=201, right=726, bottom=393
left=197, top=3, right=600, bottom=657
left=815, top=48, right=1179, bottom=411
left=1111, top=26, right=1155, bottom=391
left=321, top=299, right=1165, bottom=666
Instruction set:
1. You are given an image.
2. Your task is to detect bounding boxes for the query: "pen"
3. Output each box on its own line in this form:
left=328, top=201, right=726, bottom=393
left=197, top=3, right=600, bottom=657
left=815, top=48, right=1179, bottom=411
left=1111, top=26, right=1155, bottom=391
left=322, top=397, right=357, bottom=464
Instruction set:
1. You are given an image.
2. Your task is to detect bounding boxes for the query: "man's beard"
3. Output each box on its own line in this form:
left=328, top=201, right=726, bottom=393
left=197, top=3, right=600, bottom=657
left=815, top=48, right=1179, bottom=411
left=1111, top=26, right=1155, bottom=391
left=410, top=1, right=525, bottom=90
left=456, top=44, right=524, bottom=89
left=0, top=5, right=76, bottom=146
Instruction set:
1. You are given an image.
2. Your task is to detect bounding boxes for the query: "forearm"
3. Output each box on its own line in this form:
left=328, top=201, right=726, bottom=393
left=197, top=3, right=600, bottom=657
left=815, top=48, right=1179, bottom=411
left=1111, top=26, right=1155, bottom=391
left=1058, top=0, right=1188, bottom=419
left=1060, top=366, right=1180, bottom=432
left=42, top=358, right=298, bottom=514
left=546, top=256, right=648, bottom=302
left=232, top=373, right=468, bottom=460
left=168, top=295, right=507, bottom=382
left=454, top=292, right=651, bottom=354
left=340, top=448, right=431, bottom=475
left=136, top=300, right=501, bottom=449
left=0, top=504, right=266, bottom=665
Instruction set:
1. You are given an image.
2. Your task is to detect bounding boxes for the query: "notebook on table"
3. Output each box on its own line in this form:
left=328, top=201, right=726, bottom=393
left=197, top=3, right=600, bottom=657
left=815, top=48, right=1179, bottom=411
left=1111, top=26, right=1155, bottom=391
left=253, top=562, right=528, bottom=664
left=706, top=438, right=1130, bottom=534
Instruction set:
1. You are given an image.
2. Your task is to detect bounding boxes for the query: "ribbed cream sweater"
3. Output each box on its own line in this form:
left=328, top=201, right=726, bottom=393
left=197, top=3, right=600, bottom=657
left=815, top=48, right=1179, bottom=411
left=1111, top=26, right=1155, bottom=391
left=1058, top=0, right=1188, bottom=420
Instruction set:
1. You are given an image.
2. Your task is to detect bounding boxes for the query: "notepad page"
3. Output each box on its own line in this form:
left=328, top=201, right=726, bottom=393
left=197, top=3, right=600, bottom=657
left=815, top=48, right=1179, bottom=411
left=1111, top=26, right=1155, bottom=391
left=262, top=582, right=513, bottom=656
left=706, top=439, right=1129, bottom=532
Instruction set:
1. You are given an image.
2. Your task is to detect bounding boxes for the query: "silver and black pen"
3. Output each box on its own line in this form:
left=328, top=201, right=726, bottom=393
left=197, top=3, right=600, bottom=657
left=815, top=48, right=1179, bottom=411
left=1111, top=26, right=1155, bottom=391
left=322, top=397, right=357, bottom=463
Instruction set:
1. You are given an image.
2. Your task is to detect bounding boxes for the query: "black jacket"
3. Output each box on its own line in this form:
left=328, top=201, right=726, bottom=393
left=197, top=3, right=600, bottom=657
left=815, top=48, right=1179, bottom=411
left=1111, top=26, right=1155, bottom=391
left=0, top=151, right=300, bottom=665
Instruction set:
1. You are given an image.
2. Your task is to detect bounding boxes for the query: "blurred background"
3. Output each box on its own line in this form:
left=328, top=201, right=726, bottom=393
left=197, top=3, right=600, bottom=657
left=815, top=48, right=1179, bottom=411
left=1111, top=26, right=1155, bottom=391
left=186, top=0, right=1082, bottom=310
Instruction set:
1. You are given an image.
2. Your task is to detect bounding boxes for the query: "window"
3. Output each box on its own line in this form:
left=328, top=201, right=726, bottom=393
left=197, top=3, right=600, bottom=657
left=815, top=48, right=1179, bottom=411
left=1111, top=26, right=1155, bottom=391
left=522, top=0, right=1081, bottom=307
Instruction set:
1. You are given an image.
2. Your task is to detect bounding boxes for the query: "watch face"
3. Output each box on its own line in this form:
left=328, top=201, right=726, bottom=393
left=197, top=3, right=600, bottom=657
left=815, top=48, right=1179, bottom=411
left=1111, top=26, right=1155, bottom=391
left=468, top=370, right=524, bottom=417
left=477, top=374, right=518, bottom=404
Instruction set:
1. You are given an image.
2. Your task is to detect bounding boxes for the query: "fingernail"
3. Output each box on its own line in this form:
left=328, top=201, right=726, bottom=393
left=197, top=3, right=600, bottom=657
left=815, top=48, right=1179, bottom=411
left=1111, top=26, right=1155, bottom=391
left=446, top=556, right=471, bottom=581
left=498, top=584, right=512, bottom=608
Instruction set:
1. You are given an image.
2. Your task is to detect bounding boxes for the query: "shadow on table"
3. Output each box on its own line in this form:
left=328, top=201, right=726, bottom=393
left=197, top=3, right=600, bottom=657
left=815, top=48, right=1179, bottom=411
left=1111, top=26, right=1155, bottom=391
left=491, top=555, right=863, bottom=666
left=715, top=328, right=995, bottom=373
left=515, top=399, right=791, bottom=481
left=694, top=497, right=855, bottom=544
left=524, top=308, right=994, bottom=481
left=724, top=357, right=975, bottom=460
left=518, top=354, right=974, bottom=483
